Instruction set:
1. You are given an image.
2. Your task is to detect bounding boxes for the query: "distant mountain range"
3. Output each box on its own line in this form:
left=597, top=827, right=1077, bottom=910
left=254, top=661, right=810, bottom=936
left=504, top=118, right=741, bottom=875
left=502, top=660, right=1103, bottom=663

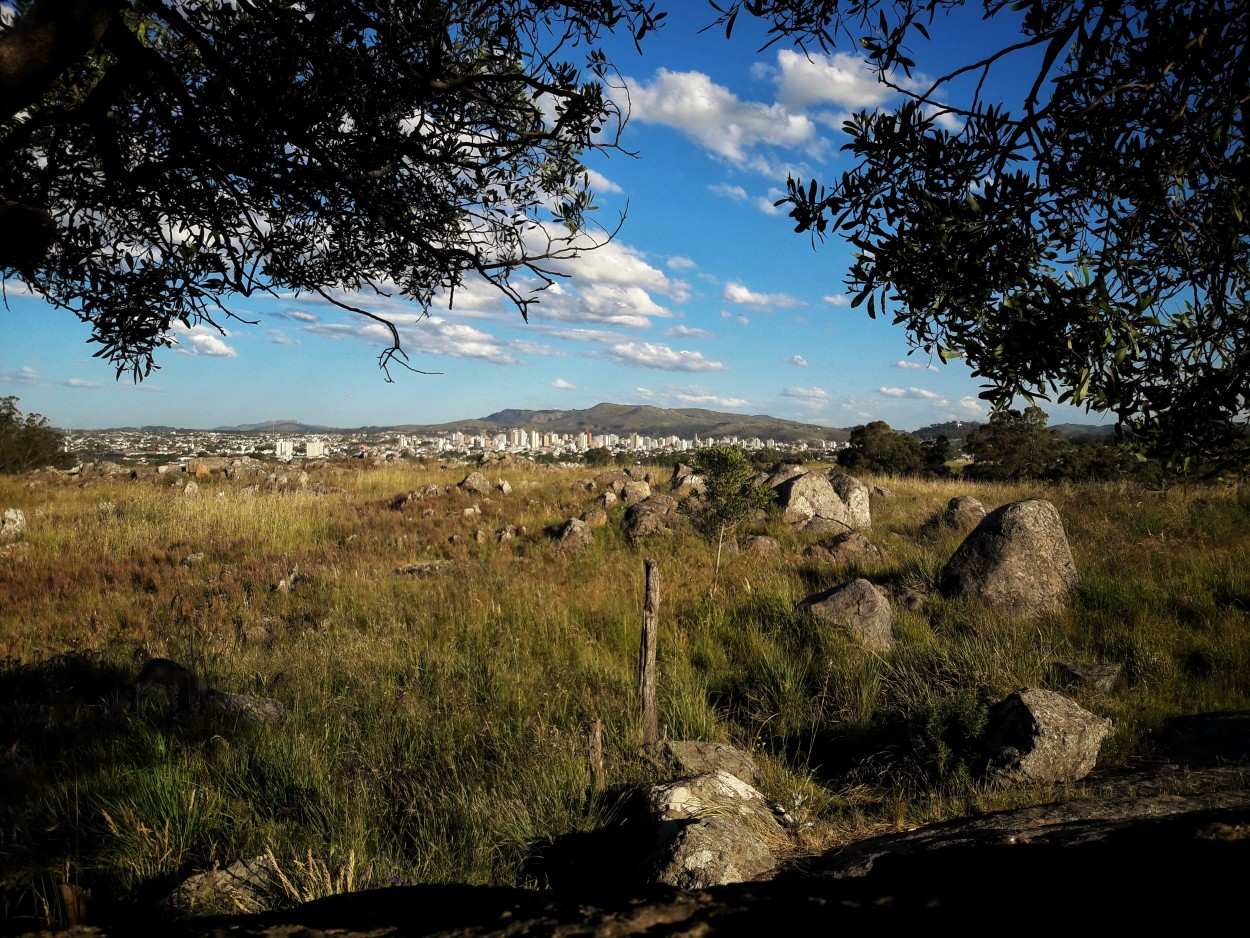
left=204, top=403, right=1115, bottom=444
left=213, top=403, right=851, bottom=444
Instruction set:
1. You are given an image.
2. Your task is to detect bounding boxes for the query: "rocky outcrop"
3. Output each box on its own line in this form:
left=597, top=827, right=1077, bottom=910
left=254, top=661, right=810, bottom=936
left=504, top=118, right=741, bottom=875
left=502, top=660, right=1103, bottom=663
left=552, top=518, right=595, bottom=552
left=803, top=532, right=882, bottom=565
left=646, top=741, right=762, bottom=787
left=1, top=507, right=26, bottom=540
left=642, top=771, right=786, bottom=889
left=621, top=480, right=651, bottom=505
left=742, top=535, right=782, bottom=557
left=773, top=473, right=849, bottom=528
left=670, top=463, right=705, bottom=493
left=940, top=495, right=987, bottom=531
left=984, top=688, right=1113, bottom=784
left=772, top=471, right=870, bottom=532
left=764, top=464, right=806, bottom=488
left=623, top=495, right=680, bottom=540
left=939, top=499, right=1077, bottom=618
left=828, top=473, right=871, bottom=530
left=459, top=472, right=492, bottom=495
left=186, top=457, right=230, bottom=477
left=165, top=855, right=281, bottom=915
left=593, top=470, right=632, bottom=495
left=797, top=578, right=894, bottom=651
left=133, top=658, right=285, bottom=724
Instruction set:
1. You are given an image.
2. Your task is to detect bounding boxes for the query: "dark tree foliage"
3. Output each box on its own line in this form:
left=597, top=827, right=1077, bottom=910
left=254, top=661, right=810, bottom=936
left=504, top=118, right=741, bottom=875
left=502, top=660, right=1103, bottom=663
left=0, top=0, right=661, bottom=378
left=962, top=405, right=1070, bottom=481
left=1057, top=439, right=1140, bottom=482
left=837, top=420, right=922, bottom=475
left=919, top=433, right=952, bottom=477
left=582, top=445, right=615, bottom=467
left=719, top=0, right=1250, bottom=471
left=0, top=397, right=72, bottom=472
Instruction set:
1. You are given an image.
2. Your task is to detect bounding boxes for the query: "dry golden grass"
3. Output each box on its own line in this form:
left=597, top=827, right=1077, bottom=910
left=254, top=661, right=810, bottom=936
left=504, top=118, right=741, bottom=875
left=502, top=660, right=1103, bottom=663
left=1, top=458, right=1248, bottom=927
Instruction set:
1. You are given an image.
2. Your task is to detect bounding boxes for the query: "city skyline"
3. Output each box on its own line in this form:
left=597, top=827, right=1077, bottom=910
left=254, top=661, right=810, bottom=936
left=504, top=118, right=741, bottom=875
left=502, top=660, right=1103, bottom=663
left=1, top=6, right=1113, bottom=434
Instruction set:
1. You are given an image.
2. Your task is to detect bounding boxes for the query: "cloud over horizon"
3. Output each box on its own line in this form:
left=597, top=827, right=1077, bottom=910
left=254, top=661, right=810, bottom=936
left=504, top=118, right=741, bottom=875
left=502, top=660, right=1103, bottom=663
left=606, top=342, right=728, bottom=372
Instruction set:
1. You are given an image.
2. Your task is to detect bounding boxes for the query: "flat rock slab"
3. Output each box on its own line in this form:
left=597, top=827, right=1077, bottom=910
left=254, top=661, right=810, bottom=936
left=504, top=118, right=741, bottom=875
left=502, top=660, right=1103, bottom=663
left=78, top=795, right=1250, bottom=936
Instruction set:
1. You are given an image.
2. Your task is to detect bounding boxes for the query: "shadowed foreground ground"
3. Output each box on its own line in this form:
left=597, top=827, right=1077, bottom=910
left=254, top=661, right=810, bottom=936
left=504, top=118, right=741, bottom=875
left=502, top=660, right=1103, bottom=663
left=20, top=714, right=1250, bottom=936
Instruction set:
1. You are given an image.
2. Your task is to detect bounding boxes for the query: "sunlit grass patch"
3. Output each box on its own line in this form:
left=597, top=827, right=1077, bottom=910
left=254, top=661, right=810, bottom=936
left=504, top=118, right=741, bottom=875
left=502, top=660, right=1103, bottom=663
left=2, top=461, right=1250, bottom=927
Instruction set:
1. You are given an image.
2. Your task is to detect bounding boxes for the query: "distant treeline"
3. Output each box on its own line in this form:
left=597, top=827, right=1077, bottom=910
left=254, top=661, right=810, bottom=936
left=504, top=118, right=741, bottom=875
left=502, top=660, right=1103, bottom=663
left=835, top=408, right=1161, bottom=483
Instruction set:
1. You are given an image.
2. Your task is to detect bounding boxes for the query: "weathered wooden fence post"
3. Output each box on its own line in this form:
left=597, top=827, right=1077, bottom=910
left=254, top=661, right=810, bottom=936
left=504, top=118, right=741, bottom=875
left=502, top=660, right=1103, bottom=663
left=639, top=558, right=660, bottom=745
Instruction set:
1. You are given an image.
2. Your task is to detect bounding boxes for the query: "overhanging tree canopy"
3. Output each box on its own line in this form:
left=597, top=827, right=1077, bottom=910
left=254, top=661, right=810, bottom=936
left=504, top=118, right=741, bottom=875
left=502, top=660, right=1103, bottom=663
left=0, top=0, right=660, bottom=378
left=724, top=0, right=1249, bottom=469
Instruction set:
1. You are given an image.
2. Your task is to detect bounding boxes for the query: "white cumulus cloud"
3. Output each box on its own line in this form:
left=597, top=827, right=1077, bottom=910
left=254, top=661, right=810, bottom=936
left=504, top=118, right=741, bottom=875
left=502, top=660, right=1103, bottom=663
left=628, top=68, right=818, bottom=165
left=878, top=386, right=949, bottom=403
left=666, top=325, right=714, bottom=340
left=781, top=386, right=831, bottom=407
left=709, top=183, right=748, bottom=201
left=773, top=50, right=892, bottom=110
left=723, top=281, right=801, bottom=308
left=171, top=324, right=237, bottom=358
left=551, top=378, right=578, bottom=390
left=633, top=385, right=748, bottom=409
left=787, top=355, right=808, bottom=366
left=606, top=342, right=728, bottom=372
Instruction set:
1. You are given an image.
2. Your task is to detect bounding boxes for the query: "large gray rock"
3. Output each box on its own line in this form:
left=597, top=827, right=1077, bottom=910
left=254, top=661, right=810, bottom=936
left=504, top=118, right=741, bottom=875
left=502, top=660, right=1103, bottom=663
left=652, top=815, right=777, bottom=890
left=622, top=480, right=651, bottom=505
left=459, top=471, right=492, bottom=495
left=941, top=495, right=987, bottom=531
left=647, top=741, right=762, bottom=787
left=772, top=472, right=851, bottom=528
left=623, top=495, right=680, bottom=540
left=985, top=688, right=1113, bottom=785
left=797, top=578, right=894, bottom=651
left=165, top=855, right=280, bottom=915
left=643, top=771, right=784, bottom=889
left=133, top=658, right=284, bottom=723
left=203, top=690, right=286, bottom=724
left=670, top=463, right=705, bottom=493
left=765, top=464, right=806, bottom=487
left=1, top=508, right=26, bottom=540
left=742, top=535, right=782, bottom=557
left=580, top=508, right=609, bottom=528
left=553, top=518, right=595, bottom=552
left=828, top=473, right=871, bottom=529
left=939, top=499, right=1076, bottom=618
left=804, top=532, right=882, bottom=565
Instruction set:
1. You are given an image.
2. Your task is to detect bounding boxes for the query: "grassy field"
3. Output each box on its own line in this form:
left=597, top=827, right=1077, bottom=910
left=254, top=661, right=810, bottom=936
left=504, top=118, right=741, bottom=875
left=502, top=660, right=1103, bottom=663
left=2, top=458, right=1248, bottom=928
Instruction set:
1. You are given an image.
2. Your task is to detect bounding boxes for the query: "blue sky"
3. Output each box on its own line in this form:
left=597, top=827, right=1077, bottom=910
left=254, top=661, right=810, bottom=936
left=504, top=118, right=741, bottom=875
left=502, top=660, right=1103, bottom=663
left=0, top=4, right=1109, bottom=432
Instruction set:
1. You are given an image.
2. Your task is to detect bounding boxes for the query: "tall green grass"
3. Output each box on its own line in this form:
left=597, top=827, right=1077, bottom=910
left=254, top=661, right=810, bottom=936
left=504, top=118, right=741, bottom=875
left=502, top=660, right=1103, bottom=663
left=2, top=462, right=1248, bottom=927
